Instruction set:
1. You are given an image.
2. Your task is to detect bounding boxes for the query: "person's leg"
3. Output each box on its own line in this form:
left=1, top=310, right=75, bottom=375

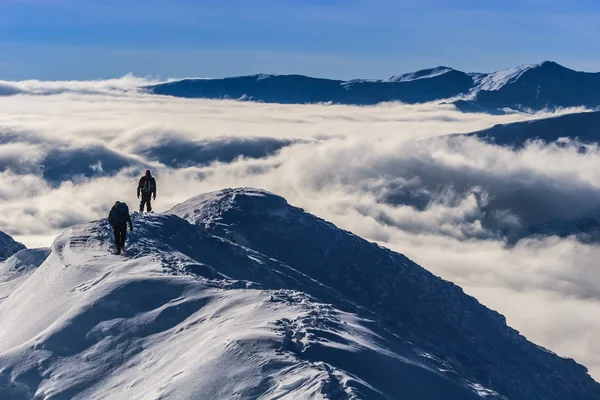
left=146, top=194, right=152, bottom=212
left=119, top=225, right=127, bottom=249
left=140, top=193, right=150, bottom=212
left=114, top=227, right=122, bottom=253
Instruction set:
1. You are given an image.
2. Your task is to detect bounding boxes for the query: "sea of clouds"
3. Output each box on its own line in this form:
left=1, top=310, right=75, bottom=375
left=1, top=76, right=599, bottom=380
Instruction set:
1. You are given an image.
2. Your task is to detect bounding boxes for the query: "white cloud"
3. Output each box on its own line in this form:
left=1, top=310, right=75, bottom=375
left=0, top=73, right=156, bottom=97
left=1, top=81, right=599, bottom=380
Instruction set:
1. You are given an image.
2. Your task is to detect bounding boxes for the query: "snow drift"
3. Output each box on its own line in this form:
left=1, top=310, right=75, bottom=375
left=0, top=188, right=598, bottom=399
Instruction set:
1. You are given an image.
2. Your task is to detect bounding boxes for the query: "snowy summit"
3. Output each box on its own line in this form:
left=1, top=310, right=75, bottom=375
left=0, top=188, right=598, bottom=399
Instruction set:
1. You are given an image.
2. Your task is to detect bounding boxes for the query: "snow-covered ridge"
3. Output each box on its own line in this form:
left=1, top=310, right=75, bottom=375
left=1, top=188, right=599, bottom=399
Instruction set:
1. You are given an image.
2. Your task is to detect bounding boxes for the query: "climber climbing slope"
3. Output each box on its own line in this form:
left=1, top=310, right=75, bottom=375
left=108, top=201, right=133, bottom=254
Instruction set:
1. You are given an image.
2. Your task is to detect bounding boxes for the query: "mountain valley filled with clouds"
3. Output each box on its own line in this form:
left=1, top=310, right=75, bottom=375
left=2, top=70, right=600, bottom=397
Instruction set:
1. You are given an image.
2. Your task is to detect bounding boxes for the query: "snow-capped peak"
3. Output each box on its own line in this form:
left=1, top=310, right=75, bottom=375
left=385, top=67, right=455, bottom=83
left=169, top=187, right=289, bottom=227
left=473, top=61, right=552, bottom=91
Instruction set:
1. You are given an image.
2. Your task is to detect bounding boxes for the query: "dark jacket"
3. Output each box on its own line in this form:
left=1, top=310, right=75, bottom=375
left=137, top=175, right=157, bottom=197
left=108, top=202, right=133, bottom=229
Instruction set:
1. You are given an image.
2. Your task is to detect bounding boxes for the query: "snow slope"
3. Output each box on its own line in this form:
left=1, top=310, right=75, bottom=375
left=471, top=63, right=539, bottom=92
left=1, top=189, right=599, bottom=399
left=0, top=248, right=50, bottom=304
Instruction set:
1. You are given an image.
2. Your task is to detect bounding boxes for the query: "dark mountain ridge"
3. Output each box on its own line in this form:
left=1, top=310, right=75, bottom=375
left=148, top=61, right=600, bottom=113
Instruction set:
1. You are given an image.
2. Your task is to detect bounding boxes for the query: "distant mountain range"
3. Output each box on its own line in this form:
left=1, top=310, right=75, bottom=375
left=148, top=61, right=600, bottom=113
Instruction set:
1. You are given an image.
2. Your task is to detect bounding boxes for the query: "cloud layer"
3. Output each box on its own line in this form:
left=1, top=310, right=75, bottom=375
left=1, top=80, right=599, bottom=380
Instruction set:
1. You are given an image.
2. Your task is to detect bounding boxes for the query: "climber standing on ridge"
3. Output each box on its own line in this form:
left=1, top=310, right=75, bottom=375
left=108, top=201, right=133, bottom=255
left=137, top=169, right=156, bottom=213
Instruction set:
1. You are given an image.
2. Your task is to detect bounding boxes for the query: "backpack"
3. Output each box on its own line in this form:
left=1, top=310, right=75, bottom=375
left=141, top=178, right=154, bottom=193
left=111, top=202, right=129, bottom=227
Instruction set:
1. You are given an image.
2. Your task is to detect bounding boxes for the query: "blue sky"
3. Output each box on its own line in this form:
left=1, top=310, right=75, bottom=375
left=1, top=0, right=599, bottom=80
